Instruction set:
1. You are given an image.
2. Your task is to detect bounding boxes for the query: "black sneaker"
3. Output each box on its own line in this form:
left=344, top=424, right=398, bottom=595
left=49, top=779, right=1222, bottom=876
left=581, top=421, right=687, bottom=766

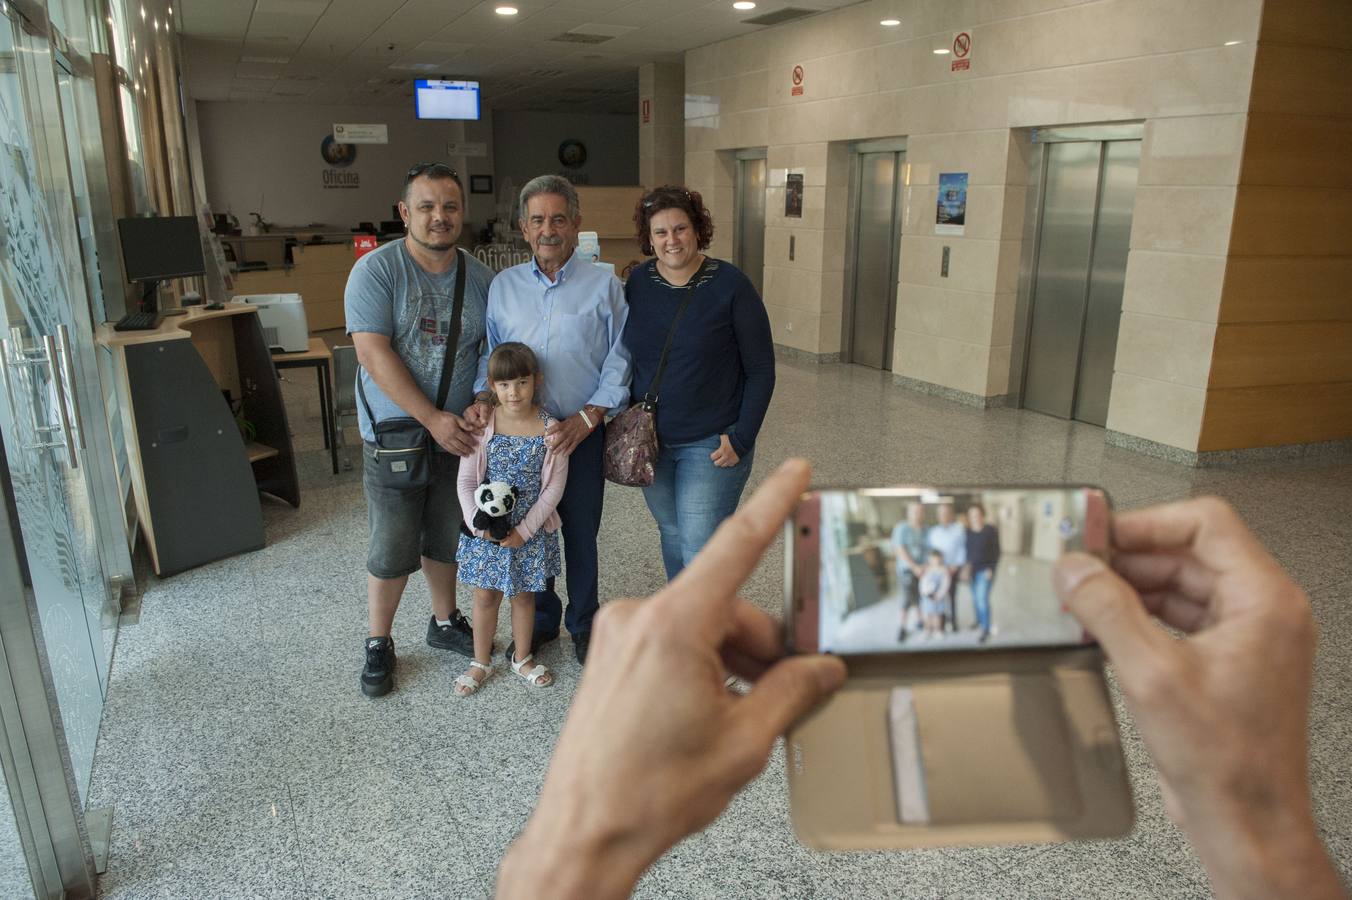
left=427, top=612, right=475, bottom=658
left=573, top=631, right=591, bottom=665
left=361, top=636, right=396, bottom=697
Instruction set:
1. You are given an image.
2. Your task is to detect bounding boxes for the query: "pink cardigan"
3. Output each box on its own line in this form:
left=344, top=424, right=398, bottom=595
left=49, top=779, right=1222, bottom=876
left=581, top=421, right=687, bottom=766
left=457, top=409, right=568, bottom=543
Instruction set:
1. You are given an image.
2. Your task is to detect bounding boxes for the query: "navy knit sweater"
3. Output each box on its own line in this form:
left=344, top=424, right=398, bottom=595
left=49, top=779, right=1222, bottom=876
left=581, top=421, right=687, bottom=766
left=622, top=258, right=775, bottom=457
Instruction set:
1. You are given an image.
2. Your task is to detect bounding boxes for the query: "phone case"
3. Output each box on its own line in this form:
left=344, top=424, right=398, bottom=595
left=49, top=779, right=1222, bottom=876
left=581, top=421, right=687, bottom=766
left=784, top=486, right=1133, bottom=849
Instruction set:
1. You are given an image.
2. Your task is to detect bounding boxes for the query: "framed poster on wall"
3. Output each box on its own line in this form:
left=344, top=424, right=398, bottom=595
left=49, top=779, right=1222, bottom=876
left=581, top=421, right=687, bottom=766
left=785, top=172, right=804, bottom=218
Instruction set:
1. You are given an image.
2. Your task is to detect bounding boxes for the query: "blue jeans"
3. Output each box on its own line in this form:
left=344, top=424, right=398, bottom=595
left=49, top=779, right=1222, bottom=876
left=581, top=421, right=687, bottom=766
left=642, top=434, right=754, bottom=581
left=972, top=567, right=995, bottom=633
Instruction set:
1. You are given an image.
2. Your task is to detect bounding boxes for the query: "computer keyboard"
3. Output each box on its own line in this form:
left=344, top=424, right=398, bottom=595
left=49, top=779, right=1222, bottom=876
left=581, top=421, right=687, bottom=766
left=112, top=311, right=162, bottom=331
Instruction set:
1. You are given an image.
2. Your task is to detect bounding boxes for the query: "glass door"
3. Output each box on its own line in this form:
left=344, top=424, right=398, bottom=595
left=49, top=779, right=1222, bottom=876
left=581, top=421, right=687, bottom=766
left=0, top=0, right=112, bottom=813
left=53, top=46, right=135, bottom=671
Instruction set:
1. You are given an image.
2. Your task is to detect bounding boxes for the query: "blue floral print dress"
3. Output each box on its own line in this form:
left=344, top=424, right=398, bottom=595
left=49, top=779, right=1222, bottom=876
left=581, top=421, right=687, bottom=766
left=456, top=412, right=561, bottom=596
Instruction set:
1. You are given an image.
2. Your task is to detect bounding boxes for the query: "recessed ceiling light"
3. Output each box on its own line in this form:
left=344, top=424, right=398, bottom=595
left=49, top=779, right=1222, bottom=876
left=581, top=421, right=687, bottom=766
left=932, top=48, right=950, bottom=54
left=495, top=5, right=519, bottom=14
left=880, top=18, right=900, bottom=26
left=733, top=1, right=756, bottom=9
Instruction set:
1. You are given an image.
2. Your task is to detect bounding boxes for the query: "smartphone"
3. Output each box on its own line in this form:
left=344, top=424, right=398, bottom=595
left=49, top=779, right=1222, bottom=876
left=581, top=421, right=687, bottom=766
left=782, top=485, right=1132, bottom=850
left=786, top=486, right=1110, bottom=655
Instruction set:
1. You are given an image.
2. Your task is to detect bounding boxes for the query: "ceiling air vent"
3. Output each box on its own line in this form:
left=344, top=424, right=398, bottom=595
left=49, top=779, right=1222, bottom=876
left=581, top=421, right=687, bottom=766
left=742, top=7, right=815, bottom=25
left=550, top=31, right=613, bottom=44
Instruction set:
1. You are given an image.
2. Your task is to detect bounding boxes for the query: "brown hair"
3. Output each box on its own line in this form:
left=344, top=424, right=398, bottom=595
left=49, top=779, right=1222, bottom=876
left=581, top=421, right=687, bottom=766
left=487, top=342, right=540, bottom=383
left=633, top=185, right=714, bottom=257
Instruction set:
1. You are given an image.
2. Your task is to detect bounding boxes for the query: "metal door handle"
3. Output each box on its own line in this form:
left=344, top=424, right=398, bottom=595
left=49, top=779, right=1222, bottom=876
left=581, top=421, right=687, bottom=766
left=0, top=338, right=18, bottom=421
left=42, top=335, right=78, bottom=469
left=55, top=324, right=85, bottom=452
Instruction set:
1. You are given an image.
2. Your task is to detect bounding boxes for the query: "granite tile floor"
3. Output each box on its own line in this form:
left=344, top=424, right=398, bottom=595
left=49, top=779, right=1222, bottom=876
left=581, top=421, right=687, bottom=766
left=86, top=358, right=1351, bottom=898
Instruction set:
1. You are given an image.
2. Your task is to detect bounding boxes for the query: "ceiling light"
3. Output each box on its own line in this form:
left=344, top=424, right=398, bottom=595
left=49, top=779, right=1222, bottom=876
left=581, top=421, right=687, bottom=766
left=880, top=18, right=900, bottom=26
left=495, top=5, right=519, bottom=14
left=733, top=2, right=757, bottom=9
left=1224, top=40, right=1240, bottom=46
left=932, top=48, right=949, bottom=54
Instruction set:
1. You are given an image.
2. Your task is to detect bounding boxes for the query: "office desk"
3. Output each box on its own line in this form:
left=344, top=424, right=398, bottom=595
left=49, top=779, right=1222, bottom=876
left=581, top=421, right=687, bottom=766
left=273, top=337, right=337, bottom=474
left=97, top=305, right=299, bottom=575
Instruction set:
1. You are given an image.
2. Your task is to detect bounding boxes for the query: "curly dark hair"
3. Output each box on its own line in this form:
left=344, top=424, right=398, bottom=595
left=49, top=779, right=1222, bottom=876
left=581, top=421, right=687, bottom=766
left=633, top=185, right=715, bottom=257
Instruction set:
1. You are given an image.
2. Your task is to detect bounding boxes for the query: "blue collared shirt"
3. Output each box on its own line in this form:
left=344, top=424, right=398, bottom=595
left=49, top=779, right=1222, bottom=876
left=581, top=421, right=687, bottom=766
left=475, top=251, right=632, bottom=420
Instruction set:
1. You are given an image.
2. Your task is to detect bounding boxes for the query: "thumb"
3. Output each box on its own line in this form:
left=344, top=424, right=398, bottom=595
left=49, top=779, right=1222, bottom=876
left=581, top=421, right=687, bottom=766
left=736, top=655, right=847, bottom=743
left=1054, top=552, right=1168, bottom=675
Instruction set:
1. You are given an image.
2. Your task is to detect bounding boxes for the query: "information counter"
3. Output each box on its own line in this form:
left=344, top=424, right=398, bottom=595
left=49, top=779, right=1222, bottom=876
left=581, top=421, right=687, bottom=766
left=97, top=304, right=298, bottom=575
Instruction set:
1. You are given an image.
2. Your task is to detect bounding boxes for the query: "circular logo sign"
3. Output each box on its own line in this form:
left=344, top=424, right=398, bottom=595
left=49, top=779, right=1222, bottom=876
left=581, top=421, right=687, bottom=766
left=791, top=65, right=804, bottom=85
left=953, top=32, right=971, bottom=57
left=321, top=134, right=356, bottom=167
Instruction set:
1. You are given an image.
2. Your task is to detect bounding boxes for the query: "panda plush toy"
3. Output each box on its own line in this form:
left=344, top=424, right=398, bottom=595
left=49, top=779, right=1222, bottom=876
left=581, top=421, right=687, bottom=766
left=474, top=480, right=518, bottom=542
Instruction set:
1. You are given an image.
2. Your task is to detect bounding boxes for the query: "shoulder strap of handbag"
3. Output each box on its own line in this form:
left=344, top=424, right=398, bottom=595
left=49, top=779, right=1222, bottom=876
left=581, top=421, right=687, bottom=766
left=357, top=247, right=468, bottom=425
left=644, top=260, right=703, bottom=404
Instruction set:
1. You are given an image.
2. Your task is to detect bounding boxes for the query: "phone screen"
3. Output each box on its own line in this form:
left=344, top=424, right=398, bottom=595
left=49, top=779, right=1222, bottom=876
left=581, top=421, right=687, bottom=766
left=793, top=487, right=1106, bottom=655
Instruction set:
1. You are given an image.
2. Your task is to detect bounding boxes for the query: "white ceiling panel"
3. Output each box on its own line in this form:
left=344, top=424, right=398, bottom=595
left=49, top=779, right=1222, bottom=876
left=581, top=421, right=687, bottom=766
left=178, top=0, right=813, bottom=112
left=180, top=1, right=256, bottom=40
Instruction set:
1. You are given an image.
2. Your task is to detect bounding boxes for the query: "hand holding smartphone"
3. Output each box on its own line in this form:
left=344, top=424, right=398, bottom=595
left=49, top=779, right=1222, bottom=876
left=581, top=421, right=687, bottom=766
left=783, top=486, right=1133, bottom=849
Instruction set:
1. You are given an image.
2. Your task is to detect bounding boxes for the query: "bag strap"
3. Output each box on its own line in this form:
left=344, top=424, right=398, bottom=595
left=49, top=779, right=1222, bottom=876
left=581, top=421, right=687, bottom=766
left=644, top=260, right=704, bottom=403
left=436, top=247, right=468, bottom=410
left=357, top=247, right=468, bottom=428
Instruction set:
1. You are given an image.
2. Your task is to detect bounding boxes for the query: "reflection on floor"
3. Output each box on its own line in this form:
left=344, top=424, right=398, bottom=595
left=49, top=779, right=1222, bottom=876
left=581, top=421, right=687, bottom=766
left=833, top=558, right=1080, bottom=653
left=86, top=359, right=1351, bottom=898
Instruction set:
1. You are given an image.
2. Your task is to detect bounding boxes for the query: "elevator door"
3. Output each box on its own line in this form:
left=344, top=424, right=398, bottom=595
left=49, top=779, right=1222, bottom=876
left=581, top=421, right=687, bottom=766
left=1022, top=139, right=1140, bottom=425
left=735, top=157, right=766, bottom=297
left=847, top=151, right=904, bottom=370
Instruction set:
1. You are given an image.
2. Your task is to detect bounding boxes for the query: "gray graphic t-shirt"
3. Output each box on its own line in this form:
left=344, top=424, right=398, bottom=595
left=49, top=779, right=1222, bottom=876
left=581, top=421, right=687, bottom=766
left=344, top=240, right=494, bottom=442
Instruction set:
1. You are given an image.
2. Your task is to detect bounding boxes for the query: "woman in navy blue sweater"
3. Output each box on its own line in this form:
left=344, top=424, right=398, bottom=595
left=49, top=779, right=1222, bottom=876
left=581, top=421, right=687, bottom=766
left=622, top=186, right=776, bottom=580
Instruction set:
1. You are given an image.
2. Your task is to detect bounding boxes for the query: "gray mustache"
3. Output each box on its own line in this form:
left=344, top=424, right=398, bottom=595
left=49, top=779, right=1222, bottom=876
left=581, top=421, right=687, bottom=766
left=537, top=235, right=564, bottom=246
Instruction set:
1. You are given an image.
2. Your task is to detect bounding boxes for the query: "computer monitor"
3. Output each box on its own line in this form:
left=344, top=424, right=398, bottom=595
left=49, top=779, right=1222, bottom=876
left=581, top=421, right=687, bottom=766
left=413, top=79, right=480, bottom=121
left=117, top=216, right=207, bottom=313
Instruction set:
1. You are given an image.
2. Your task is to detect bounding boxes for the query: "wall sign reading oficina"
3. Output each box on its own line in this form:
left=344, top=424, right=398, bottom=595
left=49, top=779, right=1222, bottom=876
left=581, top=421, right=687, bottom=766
left=321, top=134, right=360, bottom=189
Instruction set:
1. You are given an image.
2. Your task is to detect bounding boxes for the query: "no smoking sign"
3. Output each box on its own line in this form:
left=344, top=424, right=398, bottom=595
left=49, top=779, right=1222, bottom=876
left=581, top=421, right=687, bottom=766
left=951, top=31, right=972, bottom=72
left=791, top=64, right=804, bottom=96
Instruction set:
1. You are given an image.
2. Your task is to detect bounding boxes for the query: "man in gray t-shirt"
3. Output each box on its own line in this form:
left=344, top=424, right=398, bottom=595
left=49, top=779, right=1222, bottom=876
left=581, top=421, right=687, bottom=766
left=344, top=162, right=495, bottom=697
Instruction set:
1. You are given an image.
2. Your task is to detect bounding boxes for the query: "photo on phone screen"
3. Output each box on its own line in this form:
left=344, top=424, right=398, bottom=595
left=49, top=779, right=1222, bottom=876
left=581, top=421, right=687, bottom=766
left=814, top=488, right=1100, bottom=655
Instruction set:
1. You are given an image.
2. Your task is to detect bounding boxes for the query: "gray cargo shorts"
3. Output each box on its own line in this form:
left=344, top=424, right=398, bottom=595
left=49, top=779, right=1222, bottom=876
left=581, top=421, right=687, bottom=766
left=362, top=442, right=463, bottom=579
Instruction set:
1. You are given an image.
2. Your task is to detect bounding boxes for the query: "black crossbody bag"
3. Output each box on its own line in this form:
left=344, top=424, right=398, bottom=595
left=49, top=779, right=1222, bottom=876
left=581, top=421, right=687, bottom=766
left=357, top=248, right=467, bottom=480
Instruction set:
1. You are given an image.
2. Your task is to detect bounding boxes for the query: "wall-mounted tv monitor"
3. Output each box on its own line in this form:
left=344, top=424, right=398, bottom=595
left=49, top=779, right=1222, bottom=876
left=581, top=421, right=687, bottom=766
left=117, top=215, right=206, bottom=282
left=414, top=79, right=481, bottom=121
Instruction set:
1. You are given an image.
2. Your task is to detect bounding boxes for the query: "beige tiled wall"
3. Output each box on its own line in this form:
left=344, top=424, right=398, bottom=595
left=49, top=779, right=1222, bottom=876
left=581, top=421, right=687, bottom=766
left=684, top=0, right=1266, bottom=451
left=639, top=62, right=685, bottom=191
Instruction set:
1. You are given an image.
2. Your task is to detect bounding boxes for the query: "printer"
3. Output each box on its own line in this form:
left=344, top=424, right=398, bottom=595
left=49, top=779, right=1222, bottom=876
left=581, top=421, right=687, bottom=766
left=234, top=293, right=309, bottom=352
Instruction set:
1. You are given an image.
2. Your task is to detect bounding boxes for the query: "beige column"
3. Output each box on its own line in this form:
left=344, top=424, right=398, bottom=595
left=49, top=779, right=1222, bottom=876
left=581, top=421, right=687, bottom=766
left=639, top=62, right=685, bottom=190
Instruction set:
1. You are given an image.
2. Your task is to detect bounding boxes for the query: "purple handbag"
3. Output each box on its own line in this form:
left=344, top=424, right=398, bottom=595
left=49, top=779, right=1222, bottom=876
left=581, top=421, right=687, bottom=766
left=603, top=284, right=696, bottom=487
left=602, top=399, right=659, bottom=487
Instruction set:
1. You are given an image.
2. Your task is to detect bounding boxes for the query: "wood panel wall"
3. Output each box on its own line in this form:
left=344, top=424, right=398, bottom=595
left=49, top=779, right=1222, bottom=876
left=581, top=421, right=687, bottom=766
left=1198, top=0, right=1352, bottom=451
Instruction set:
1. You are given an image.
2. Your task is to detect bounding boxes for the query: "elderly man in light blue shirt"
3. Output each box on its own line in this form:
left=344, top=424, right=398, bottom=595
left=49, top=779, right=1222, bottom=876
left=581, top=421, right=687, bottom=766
left=927, top=502, right=967, bottom=633
left=464, top=174, right=630, bottom=664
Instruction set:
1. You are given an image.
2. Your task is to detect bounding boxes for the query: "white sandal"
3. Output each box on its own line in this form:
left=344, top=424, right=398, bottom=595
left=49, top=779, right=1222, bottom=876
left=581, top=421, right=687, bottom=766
left=454, top=660, right=493, bottom=696
left=510, top=653, right=553, bottom=687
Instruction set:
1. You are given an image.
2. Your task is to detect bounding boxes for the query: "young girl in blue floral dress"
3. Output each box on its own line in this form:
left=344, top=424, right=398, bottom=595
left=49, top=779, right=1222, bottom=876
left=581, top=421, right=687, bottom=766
left=454, top=343, right=567, bottom=696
